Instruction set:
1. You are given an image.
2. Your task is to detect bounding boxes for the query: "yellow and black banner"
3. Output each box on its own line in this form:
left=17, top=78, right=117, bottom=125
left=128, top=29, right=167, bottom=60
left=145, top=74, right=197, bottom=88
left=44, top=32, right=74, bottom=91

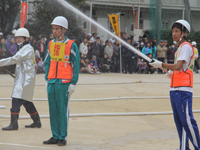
left=108, top=14, right=120, bottom=37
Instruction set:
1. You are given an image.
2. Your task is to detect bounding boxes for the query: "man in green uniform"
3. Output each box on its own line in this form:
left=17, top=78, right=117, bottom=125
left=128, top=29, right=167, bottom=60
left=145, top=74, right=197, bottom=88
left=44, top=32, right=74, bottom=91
left=43, top=16, right=80, bottom=146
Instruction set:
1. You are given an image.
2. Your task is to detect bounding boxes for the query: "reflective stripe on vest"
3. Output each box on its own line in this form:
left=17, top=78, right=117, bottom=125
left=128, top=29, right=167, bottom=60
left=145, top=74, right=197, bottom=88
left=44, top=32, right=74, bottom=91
left=170, top=42, right=194, bottom=88
left=47, top=39, right=74, bottom=83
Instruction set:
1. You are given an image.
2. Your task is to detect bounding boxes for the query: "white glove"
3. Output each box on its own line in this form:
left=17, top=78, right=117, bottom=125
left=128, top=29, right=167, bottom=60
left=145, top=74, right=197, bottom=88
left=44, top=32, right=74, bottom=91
left=166, top=70, right=173, bottom=79
left=68, top=84, right=75, bottom=96
left=149, top=59, right=163, bottom=68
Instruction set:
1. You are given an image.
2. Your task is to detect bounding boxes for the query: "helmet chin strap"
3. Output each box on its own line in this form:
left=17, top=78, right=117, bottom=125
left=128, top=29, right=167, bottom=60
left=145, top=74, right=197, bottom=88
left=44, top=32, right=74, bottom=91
left=176, top=34, right=184, bottom=45
left=17, top=43, right=23, bottom=46
left=57, top=27, right=66, bottom=40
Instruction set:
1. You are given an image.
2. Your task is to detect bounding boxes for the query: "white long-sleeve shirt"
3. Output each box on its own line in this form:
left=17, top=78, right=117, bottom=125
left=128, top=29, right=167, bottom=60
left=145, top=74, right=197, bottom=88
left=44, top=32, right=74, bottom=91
left=79, top=42, right=88, bottom=55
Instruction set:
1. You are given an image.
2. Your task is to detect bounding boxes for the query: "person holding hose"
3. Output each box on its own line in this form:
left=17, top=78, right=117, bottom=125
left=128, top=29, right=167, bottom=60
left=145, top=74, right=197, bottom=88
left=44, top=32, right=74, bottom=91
left=150, top=20, right=200, bottom=150
left=1, top=28, right=41, bottom=130
left=43, top=16, right=80, bottom=146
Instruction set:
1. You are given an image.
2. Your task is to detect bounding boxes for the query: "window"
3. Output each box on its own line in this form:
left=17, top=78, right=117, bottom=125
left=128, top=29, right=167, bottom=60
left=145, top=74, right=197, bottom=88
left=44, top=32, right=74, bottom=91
left=162, top=21, right=168, bottom=29
left=131, top=23, right=134, bottom=31
left=83, top=22, right=87, bottom=29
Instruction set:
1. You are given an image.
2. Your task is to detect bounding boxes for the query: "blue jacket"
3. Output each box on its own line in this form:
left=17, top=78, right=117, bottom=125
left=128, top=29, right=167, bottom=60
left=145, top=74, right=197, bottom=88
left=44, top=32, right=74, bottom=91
left=151, top=46, right=157, bottom=59
left=142, top=47, right=152, bottom=56
left=90, top=59, right=98, bottom=68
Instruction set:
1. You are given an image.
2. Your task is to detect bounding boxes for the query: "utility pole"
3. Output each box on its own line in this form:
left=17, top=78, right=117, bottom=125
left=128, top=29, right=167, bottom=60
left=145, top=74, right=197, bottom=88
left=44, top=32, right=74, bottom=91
left=155, top=0, right=162, bottom=42
left=183, top=0, right=193, bottom=31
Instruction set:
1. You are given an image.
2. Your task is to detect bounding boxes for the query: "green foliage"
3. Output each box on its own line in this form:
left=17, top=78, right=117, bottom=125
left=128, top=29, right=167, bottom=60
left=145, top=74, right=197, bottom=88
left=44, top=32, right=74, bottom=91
left=67, top=0, right=85, bottom=7
left=161, top=29, right=173, bottom=44
left=0, top=0, right=20, bottom=35
left=25, top=0, right=85, bottom=44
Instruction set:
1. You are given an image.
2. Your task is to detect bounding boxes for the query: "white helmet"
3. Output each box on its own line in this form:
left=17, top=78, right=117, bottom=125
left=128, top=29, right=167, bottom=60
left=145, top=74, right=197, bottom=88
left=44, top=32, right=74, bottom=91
left=15, top=28, right=30, bottom=38
left=87, top=33, right=92, bottom=36
left=172, top=20, right=191, bottom=34
left=51, top=16, right=68, bottom=29
left=192, top=41, right=197, bottom=46
left=12, top=29, right=17, bottom=34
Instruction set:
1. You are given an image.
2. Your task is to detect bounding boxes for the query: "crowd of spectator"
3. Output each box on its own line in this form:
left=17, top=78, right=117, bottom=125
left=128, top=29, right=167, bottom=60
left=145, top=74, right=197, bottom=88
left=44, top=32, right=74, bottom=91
left=79, top=32, right=193, bottom=74
left=0, top=27, right=199, bottom=75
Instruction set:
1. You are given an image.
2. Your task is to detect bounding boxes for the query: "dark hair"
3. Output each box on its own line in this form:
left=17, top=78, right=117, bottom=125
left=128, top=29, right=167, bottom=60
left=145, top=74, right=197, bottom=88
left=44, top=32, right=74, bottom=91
left=92, top=33, right=96, bottom=36
left=96, top=37, right=100, bottom=40
left=90, top=61, right=94, bottom=64
left=172, top=23, right=187, bottom=33
left=10, top=37, right=15, bottom=41
left=104, top=53, right=108, bottom=57
left=147, top=53, right=152, bottom=56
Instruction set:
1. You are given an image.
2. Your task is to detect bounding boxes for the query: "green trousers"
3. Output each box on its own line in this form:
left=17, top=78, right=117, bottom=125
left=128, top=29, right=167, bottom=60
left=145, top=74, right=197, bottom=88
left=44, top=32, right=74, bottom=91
left=47, top=83, right=70, bottom=140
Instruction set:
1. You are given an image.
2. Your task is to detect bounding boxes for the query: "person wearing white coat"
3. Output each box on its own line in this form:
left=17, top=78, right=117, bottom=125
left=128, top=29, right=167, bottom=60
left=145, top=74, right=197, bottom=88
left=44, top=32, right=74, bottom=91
left=1, top=28, right=41, bottom=131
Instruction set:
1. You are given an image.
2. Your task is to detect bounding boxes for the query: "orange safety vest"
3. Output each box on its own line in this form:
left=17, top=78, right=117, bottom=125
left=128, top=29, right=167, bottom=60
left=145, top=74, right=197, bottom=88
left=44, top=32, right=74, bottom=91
left=48, top=39, right=74, bottom=83
left=170, top=42, right=194, bottom=88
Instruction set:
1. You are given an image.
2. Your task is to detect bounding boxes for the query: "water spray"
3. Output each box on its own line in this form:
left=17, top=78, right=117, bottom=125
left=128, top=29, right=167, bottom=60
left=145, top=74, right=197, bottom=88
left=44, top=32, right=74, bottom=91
left=57, top=0, right=167, bottom=73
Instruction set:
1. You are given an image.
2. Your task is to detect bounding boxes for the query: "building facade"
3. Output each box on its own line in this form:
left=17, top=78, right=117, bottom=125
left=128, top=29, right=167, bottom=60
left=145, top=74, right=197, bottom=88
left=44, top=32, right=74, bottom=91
left=79, top=0, right=200, bottom=41
left=13, top=0, right=200, bottom=41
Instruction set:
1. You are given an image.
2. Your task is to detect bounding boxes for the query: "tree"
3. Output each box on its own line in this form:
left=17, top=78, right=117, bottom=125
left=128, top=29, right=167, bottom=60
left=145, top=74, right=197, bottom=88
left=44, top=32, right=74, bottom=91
left=25, top=0, right=85, bottom=43
left=0, top=0, right=20, bottom=35
left=183, top=0, right=194, bottom=32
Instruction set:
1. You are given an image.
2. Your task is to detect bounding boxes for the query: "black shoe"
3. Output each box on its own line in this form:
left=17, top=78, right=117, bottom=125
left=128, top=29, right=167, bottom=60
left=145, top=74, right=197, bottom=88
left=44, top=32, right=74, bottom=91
left=2, top=113, right=19, bottom=131
left=43, top=137, right=58, bottom=144
left=25, top=113, right=42, bottom=128
left=57, top=139, right=67, bottom=146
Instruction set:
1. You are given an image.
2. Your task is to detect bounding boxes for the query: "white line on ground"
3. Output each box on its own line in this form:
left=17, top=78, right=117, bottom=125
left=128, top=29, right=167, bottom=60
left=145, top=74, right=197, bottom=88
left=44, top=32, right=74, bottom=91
left=0, top=110, right=200, bottom=119
left=0, top=142, right=53, bottom=149
left=1, top=96, right=200, bottom=101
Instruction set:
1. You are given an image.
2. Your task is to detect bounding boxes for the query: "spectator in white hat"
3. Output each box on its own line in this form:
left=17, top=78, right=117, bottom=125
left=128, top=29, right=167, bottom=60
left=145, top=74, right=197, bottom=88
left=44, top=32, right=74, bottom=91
left=87, top=33, right=92, bottom=40
left=192, top=41, right=200, bottom=73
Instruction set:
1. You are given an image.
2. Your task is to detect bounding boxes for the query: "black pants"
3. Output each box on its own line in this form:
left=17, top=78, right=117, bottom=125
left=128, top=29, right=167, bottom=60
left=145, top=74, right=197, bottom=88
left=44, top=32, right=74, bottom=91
left=10, top=98, right=37, bottom=115
left=99, top=65, right=110, bottom=72
left=132, top=55, right=138, bottom=73
left=157, top=57, right=165, bottom=73
left=123, top=55, right=133, bottom=74
left=112, top=56, right=119, bottom=72
left=195, top=60, right=199, bottom=70
left=40, top=52, right=45, bottom=61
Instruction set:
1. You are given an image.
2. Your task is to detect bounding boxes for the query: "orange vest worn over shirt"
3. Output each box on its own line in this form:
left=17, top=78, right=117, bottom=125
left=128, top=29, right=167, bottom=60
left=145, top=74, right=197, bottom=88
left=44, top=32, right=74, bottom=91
left=170, top=42, right=194, bottom=88
left=48, top=39, right=74, bottom=83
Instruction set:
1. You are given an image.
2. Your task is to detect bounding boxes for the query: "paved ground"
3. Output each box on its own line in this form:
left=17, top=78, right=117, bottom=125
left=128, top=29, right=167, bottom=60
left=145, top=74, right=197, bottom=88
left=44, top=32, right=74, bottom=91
left=0, top=73, right=200, bottom=150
